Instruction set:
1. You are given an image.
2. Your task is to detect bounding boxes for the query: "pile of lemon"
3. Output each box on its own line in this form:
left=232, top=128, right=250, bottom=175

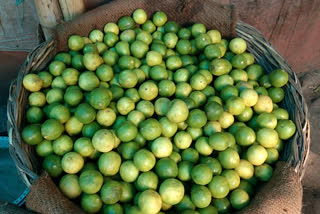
left=22, top=8, right=296, bottom=214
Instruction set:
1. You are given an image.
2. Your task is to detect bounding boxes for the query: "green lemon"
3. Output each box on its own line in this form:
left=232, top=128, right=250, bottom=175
left=268, top=87, right=285, bottom=103
left=212, top=198, right=231, bottom=213
left=255, top=163, right=273, bottom=181
left=81, top=194, right=103, bottom=214
left=92, top=129, right=115, bottom=152
left=176, top=39, right=192, bottom=55
left=175, top=82, right=192, bottom=98
left=136, top=171, right=159, bottom=191
left=236, top=106, right=253, bottom=122
left=96, top=108, right=116, bottom=127
left=155, top=158, right=178, bottom=179
left=146, top=51, right=162, bottom=66
left=82, top=121, right=100, bottom=138
left=36, top=140, right=53, bottom=157
left=117, top=97, right=135, bottom=115
left=195, top=137, right=213, bottom=156
left=79, top=169, right=103, bottom=194
left=150, top=65, right=168, bottom=81
left=210, top=59, right=232, bottom=76
left=151, top=137, right=173, bottom=158
left=213, top=74, right=234, bottom=91
left=246, top=64, right=264, bottom=81
left=200, top=157, right=222, bottom=176
left=134, top=149, right=156, bottom=172
left=83, top=52, right=103, bottom=71
left=138, top=81, right=158, bottom=101
left=59, top=174, right=82, bottom=199
left=204, top=44, right=221, bottom=60
left=209, top=132, right=229, bottom=151
left=238, top=180, right=254, bottom=196
left=136, top=100, right=154, bottom=117
left=138, top=190, right=162, bottom=214
left=229, top=38, right=247, bottom=54
left=118, top=16, right=135, bottom=31
left=79, top=71, right=100, bottom=91
left=142, top=20, right=157, bottom=33
left=153, top=11, right=167, bottom=27
left=204, top=101, right=223, bottom=121
left=221, top=170, right=240, bottom=190
left=257, top=128, right=279, bottom=148
left=65, top=116, right=83, bottom=136
left=116, top=121, right=138, bottom=142
left=127, top=110, right=145, bottom=126
left=178, top=161, right=194, bottom=181
left=191, top=164, right=213, bottom=185
left=120, top=182, right=135, bottom=203
left=269, top=69, right=289, bottom=87
left=191, top=23, right=206, bottom=37
left=43, top=154, right=63, bottom=177
left=226, top=96, right=246, bottom=115
left=266, top=148, right=279, bottom=164
left=104, top=22, right=119, bottom=34
left=247, top=144, right=268, bottom=166
left=98, top=151, right=121, bottom=176
left=139, top=118, right=162, bottom=140
left=230, top=189, right=250, bottom=210
left=118, top=70, right=138, bottom=89
left=100, top=180, right=122, bottom=204
left=74, top=137, right=94, bottom=157
left=253, top=95, right=273, bottom=113
left=235, top=160, right=254, bottom=179
left=218, top=148, right=240, bottom=169
left=133, top=9, right=147, bottom=24
left=68, top=35, right=85, bottom=51
left=120, top=160, right=139, bottom=182
left=159, top=178, right=184, bottom=205
left=41, top=119, right=64, bottom=140
left=155, top=97, right=170, bottom=116
left=131, top=40, right=149, bottom=58
left=52, top=135, right=73, bottom=156
left=174, top=131, right=192, bottom=149
left=22, top=124, right=43, bottom=145
left=191, top=185, right=212, bottom=208
left=38, top=71, right=53, bottom=88
left=240, top=88, right=258, bottom=107
left=166, top=99, right=189, bottom=123
left=235, top=126, right=256, bottom=146
left=61, top=152, right=84, bottom=174
left=231, top=54, right=247, bottom=69
left=178, top=28, right=191, bottom=39
left=208, top=176, right=229, bottom=199
left=275, top=119, right=296, bottom=140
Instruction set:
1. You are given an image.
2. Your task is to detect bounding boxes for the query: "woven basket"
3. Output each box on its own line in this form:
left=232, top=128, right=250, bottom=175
left=7, top=0, right=310, bottom=212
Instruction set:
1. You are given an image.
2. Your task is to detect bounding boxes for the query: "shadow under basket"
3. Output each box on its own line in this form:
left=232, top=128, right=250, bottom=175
left=7, top=1, right=310, bottom=212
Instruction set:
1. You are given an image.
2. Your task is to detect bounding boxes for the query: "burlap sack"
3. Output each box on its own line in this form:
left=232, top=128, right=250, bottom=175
left=16, top=0, right=302, bottom=213
left=53, top=0, right=237, bottom=53
left=25, top=172, right=85, bottom=214
left=240, top=162, right=303, bottom=214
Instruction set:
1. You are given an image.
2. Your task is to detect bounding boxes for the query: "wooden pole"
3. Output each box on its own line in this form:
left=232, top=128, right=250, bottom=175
left=58, top=0, right=86, bottom=22
left=33, top=0, right=64, bottom=39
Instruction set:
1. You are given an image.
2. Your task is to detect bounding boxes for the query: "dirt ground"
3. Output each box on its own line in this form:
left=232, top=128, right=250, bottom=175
left=298, top=70, right=320, bottom=214
left=0, top=51, right=319, bottom=213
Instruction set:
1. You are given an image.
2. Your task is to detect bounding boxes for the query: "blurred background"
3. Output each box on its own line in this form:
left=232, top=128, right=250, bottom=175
left=0, top=0, right=319, bottom=212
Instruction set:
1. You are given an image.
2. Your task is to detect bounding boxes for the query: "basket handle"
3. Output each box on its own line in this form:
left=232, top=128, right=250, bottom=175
left=53, top=0, right=237, bottom=53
